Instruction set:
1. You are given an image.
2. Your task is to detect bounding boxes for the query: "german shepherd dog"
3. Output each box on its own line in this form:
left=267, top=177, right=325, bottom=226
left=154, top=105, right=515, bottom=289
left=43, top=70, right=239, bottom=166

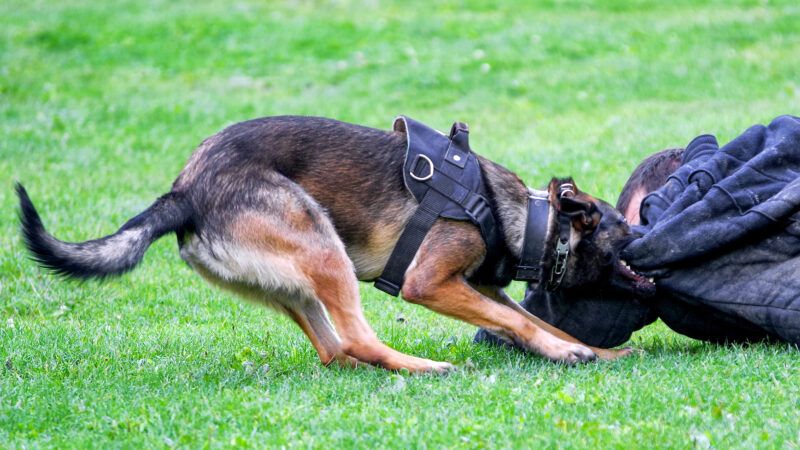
left=16, top=116, right=652, bottom=373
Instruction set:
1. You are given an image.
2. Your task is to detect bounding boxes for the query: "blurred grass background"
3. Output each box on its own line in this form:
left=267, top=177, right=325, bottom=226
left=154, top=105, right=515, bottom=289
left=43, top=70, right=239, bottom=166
left=2, top=0, right=799, bottom=448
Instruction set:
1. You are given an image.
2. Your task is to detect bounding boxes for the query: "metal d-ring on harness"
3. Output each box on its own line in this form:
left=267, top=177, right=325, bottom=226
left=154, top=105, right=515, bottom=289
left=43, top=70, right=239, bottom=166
left=408, top=154, right=434, bottom=181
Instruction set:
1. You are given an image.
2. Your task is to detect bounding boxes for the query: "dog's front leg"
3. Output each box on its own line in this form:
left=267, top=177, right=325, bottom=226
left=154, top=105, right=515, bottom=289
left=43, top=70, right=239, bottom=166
left=471, top=284, right=634, bottom=361
left=401, top=221, right=595, bottom=364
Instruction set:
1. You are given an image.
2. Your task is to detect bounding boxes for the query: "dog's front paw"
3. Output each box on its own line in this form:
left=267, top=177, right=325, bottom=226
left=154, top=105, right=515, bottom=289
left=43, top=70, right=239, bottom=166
left=595, top=346, right=638, bottom=361
left=561, top=343, right=597, bottom=364
left=427, top=361, right=456, bottom=374
left=401, top=359, right=455, bottom=375
left=542, top=341, right=597, bottom=364
left=392, top=357, right=455, bottom=374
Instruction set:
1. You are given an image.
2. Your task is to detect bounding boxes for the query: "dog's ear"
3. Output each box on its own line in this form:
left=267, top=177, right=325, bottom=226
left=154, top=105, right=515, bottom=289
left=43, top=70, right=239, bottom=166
left=548, top=178, right=603, bottom=232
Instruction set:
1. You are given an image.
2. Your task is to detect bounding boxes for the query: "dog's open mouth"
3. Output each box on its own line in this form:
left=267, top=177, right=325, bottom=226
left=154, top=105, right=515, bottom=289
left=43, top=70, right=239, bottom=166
left=613, top=259, right=657, bottom=297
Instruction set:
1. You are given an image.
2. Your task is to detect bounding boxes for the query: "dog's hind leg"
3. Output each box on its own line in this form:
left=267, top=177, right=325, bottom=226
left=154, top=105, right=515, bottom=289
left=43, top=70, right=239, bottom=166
left=214, top=182, right=451, bottom=373
left=271, top=216, right=452, bottom=372
left=304, top=258, right=454, bottom=373
left=284, top=299, right=359, bottom=368
left=184, top=250, right=355, bottom=367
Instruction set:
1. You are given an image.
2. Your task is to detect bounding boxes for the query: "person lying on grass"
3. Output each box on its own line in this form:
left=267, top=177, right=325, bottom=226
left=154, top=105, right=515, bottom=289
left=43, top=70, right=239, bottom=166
left=478, top=115, right=800, bottom=349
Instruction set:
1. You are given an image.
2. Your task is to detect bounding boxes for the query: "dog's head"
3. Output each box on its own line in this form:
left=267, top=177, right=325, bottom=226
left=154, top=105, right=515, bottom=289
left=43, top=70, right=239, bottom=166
left=541, top=177, right=656, bottom=298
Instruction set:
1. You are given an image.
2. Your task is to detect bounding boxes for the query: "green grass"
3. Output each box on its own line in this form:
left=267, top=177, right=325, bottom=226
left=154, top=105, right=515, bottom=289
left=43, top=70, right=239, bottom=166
left=2, top=0, right=800, bottom=447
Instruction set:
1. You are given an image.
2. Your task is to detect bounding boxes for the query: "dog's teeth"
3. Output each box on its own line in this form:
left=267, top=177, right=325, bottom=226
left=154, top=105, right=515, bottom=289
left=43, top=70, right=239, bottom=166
left=620, top=259, right=627, bottom=266
left=648, top=277, right=655, bottom=283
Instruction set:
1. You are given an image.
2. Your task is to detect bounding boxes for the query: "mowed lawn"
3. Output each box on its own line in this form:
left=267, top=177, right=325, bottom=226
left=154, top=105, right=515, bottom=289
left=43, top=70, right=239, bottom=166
left=2, top=0, right=800, bottom=447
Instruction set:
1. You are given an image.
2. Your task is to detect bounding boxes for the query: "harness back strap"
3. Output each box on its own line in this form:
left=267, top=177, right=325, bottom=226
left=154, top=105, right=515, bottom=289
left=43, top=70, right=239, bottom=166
left=375, top=117, right=500, bottom=296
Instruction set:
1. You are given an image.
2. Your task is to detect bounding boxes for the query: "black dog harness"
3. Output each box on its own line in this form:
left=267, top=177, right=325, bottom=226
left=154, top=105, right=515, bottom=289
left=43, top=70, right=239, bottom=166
left=374, top=116, right=572, bottom=296
left=375, top=116, right=503, bottom=296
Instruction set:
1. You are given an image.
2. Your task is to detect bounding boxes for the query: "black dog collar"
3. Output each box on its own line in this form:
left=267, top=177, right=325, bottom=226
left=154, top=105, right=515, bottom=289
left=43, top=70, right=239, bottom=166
left=515, top=185, right=572, bottom=290
left=515, top=191, right=550, bottom=282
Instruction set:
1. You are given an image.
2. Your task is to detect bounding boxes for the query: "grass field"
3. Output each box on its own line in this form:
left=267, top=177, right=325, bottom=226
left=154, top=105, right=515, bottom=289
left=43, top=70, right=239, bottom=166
left=2, top=0, right=800, bottom=448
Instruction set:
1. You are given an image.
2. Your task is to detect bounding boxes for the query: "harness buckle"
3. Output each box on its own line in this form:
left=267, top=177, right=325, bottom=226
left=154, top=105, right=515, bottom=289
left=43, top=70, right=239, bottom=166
left=409, top=154, right=434, bottom=181
left=464, top=194, right=491, bottom=225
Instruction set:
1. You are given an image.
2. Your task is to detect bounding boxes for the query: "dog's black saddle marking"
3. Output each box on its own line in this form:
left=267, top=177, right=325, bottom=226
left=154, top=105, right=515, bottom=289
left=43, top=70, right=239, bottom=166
left=375, top=116, right=504, bottom=296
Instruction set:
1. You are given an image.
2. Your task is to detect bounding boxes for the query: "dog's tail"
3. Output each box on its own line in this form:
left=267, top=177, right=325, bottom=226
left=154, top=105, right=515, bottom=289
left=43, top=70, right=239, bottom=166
left=15, top=183, right=192, bottom=279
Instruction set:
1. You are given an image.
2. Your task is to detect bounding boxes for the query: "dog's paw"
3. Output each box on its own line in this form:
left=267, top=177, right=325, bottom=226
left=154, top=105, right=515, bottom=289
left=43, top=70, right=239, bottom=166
left=594, top=346, right=637, bottom=361
left=329, top=354, right=362, bottom=368
left=390, top=357, right=455, bottom=374
left=422, top=360, right=456, bottom=374
left=545, top=342, right=597, bottom=364
left=563, top=343, right=597, bottom=364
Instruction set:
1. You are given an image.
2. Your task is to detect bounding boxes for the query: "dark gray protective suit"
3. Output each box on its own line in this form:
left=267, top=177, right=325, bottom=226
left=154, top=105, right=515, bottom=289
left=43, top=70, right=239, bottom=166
left=477, top=115, right=800, bottom=347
